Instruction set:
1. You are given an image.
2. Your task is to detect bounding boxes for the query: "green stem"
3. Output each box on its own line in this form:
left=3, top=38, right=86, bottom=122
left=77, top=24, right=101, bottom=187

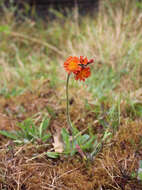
left=66, top=73, right=73, bottom=133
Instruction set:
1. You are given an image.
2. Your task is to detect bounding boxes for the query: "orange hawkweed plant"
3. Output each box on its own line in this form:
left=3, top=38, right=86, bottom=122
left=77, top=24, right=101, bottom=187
left=64, top=56, right=94, bottom=134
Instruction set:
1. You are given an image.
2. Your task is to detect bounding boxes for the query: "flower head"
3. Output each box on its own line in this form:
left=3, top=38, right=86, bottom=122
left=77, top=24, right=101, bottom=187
left=64, top=56, right=94, bottom=81
left=64, top=56, right=81, bottom=74
left=74, top=67, right=91, bottom=81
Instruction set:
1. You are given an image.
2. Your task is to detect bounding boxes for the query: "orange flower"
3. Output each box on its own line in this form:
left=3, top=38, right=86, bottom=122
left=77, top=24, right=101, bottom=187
left=80, top=56, right=88, bottom=65
left=64, top=56, right=94, bottom=81
left=64, top=56, right=81, bottom=73
left=74, top=67, right=91, bottom=81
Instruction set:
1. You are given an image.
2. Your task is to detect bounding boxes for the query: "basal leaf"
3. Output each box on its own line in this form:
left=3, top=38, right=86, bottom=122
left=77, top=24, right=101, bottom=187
left=39, top=118, right=50, bottom=138
left=46, top=152, right=60, bottom=158
left=0, top=130, right=18, bottom=140
left=61, top=128, right=71, bottom=153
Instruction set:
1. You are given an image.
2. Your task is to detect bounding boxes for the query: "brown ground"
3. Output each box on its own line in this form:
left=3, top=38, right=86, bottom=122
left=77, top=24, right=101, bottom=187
left=0, top=82, right=142, bottom=190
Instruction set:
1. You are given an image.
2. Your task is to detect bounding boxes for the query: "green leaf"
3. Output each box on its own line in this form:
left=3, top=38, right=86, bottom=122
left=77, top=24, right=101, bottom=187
left=19, top=119, right=31, bottom=131
left=29, top=123, right=36, bottom=136
left=15, top=130, right=25, bottom=139
left=131, top=171, right=137, bottom=178
left=39, top=118, right=50, bottom=138
left=61, top=128, right=71, bottom=153
left=82, top=136, right=96, bottom=150
left=0, top=130, right=18, bottom=140
left=18, top=118, right=35, bottom=139
left=135, top=104, right=142, bottom=117
left=72, top=127, right=79, bottom=136
left=139, top=160, right=142, bottom=168
left=80, top=134, right=90, bottom=144
left=102, top=131, right=111, bottom=141
left=136, top=2, right=142, bottom=9
left=0, top=117, right=51, bottom=144
left=138, top=171, right=142, bottom=180
left=46, top=152, right=59, bottom=158
left=41, top=133, right=51, bottom=142
left=0, top=25, right=11, bottom=34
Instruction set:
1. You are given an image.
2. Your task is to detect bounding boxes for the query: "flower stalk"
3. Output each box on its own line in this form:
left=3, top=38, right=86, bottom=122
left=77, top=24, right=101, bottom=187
left=64, top=56, right=94, bottom=135
left=66, top=73, right=73, bottom=133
